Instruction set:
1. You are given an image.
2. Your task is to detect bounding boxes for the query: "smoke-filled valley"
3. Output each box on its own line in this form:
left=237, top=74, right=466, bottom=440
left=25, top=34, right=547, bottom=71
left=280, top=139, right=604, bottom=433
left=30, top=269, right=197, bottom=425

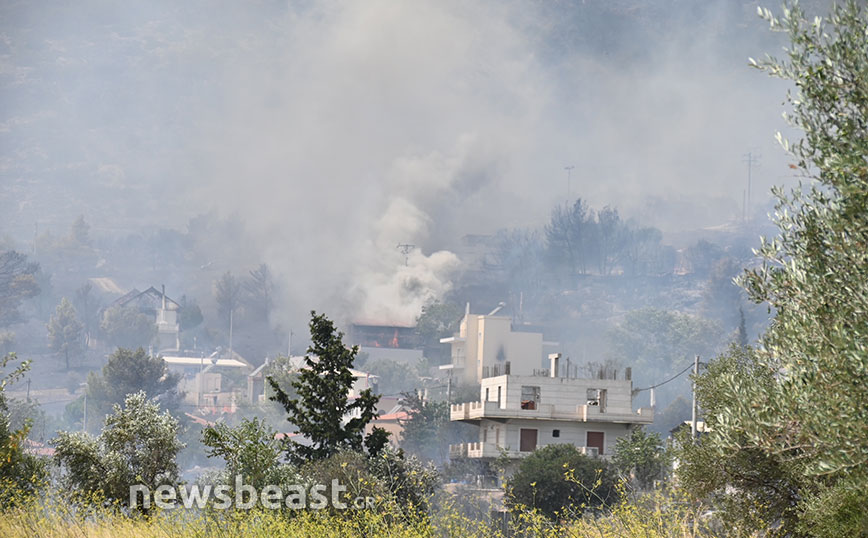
left=4, top=0, right=864, bottom=535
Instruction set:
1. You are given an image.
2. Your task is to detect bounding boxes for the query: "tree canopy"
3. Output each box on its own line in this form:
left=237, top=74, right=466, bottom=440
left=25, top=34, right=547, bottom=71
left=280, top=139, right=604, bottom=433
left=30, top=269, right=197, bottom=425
left=267, top=311, right=388, bottom=464
left=54, top=391, right=183, bottom=510
left=399, top=390, right=451, bottom=462
left=679, top=2, right=868, bottom=535
left=505, top=444, right=618, bottom=519
left=0, top=251, right=40, bottom=328
left=100, top=305, right=156, bottom=350
left=82, top=347, right=181, bottom=428
left=47, top=297, right=83, bottom=370
left=202, top=417, right=286, bottom=489
left=0, top=353, right=47, bottom=505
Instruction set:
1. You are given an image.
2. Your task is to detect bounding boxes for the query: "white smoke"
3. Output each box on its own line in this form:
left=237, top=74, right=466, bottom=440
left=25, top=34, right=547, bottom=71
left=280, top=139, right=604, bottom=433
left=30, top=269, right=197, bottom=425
left=346, top=135, right=497, bottom=325
left=2, top=0, right=800, bottom=331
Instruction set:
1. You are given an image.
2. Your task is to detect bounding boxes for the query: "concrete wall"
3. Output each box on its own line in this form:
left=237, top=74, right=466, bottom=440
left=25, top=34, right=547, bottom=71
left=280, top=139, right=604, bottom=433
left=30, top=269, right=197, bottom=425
left=477, top=317, right=543, bottom=379
left=459, top=315, right=479, bottom=384
left=449, top=314, right=546, bottom=385
left=480, top=375, right=637, bottom=415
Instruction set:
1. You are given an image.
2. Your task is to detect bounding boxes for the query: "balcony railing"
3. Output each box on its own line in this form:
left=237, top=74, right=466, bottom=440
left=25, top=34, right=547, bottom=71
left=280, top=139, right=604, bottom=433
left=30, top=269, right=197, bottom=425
left=450, top=401, right=654, bottom=424
left=449, top=442, right=527, bottom=459
left=449, top=442, right=604, bottom=460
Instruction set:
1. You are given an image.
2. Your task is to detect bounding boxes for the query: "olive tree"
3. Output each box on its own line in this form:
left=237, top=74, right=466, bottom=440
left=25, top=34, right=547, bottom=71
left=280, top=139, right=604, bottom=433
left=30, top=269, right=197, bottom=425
left=679, top=3, right=868, bottom=535
left=54, top=391, right=183, bottom=509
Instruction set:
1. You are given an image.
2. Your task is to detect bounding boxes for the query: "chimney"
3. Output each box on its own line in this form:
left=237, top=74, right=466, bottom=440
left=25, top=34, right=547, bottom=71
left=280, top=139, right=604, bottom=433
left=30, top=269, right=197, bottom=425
left=548, top=353, right=560, bottom=378
left=625, top=367, right=632, bottom=381
left=161, top=284, right=166, bottom=310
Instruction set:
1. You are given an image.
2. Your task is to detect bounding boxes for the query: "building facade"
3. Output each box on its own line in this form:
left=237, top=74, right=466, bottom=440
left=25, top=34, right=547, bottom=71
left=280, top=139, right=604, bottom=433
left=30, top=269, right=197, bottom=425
left=440, top=309, right=554, bottom=385
left=450, top=355, right=653, bottom=462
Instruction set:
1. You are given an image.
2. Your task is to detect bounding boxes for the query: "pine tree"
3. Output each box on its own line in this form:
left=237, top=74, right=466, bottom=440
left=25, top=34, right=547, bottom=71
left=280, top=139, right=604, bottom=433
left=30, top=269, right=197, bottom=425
left=267, top=311, right=388, bottom=464
left=399, top=390, right=449, bottom=461
left=47, top=297, right=83, bottom=370
left=736, top=306, right=748, bottom=348
left=244, top=264, right=274, bottom=324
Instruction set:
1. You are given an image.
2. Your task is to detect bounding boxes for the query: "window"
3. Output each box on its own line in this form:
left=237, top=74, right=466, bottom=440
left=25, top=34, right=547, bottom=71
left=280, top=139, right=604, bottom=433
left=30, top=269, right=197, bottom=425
left=521, top=386, right=540, bottom=410
left=483, top=428, right=488, bottom=443
left=497, top=386, right=502, bottom=406
left=485, top=388, right=490, bottom=402
left=586, top=388, right=607, bottom=412
left=552, top=429, right=560, bottom=438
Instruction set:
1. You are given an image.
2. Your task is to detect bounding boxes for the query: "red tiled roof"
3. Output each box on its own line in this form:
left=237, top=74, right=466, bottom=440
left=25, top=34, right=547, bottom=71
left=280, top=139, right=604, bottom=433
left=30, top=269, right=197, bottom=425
left=376, top=411, right=409, bottom=422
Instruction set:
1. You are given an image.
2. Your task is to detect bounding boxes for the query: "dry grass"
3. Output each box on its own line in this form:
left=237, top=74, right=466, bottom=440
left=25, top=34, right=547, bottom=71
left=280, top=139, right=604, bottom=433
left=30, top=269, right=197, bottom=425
left=0, top=488, right=714, bottom=538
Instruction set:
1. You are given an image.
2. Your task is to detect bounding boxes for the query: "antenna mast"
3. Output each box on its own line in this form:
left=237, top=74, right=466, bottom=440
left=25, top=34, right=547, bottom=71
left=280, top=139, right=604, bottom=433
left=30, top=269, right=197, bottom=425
left=396, top=243, right=415, bottom=266
left=742, top=151, right=761, bottom=222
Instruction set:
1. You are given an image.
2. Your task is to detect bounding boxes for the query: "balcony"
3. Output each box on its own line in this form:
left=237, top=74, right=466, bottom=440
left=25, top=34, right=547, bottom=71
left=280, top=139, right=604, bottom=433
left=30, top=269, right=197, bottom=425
left=450, top=401, right=654, bottom=425
left=449, top=442, right=604, bottom=460
left=449, top=442, right=535, bottom=460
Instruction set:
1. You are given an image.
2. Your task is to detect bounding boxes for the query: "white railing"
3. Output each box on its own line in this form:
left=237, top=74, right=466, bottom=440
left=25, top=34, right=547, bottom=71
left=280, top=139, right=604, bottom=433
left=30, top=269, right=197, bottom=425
left=451, top=401, right=653, bottom=424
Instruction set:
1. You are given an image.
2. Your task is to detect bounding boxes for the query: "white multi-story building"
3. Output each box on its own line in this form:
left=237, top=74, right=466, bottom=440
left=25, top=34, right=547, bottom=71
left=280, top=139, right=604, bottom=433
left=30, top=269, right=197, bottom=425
left=440, top=307, right=555, bottom=385
left=449, top=354, right=653, bottom=461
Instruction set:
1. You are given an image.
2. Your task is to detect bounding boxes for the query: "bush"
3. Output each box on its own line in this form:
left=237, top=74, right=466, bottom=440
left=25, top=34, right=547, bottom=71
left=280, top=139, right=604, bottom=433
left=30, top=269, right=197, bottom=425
left=300, top=447, right=438, bottom=517
left=505, top=444, right=618, bottom=519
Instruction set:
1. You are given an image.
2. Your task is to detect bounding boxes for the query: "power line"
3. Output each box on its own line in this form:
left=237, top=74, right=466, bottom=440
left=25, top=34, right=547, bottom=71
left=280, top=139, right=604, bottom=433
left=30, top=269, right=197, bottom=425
left=633, top=361, right=696, bottom=392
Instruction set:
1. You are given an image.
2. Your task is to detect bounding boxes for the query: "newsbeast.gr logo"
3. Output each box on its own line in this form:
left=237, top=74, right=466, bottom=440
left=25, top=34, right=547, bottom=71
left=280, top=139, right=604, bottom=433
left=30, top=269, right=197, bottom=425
left=130, top=476, right=375, bottom=510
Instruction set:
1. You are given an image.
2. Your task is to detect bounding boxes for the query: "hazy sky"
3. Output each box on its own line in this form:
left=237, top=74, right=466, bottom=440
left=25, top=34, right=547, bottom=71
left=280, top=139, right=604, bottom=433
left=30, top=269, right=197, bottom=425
left=1, top=0, right=809, bottom=325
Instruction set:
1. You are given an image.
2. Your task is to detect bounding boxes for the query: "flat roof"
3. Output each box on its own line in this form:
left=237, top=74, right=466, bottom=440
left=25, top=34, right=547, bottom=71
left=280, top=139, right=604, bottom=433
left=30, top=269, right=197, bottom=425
left=163, top=356, right=249, bottom=368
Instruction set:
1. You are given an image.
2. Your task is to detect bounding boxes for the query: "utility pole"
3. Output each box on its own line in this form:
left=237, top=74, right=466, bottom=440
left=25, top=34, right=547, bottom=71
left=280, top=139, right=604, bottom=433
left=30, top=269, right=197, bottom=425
left=199, top=354, right=204, bottom=409
left=288, top=329, right=293, bottom=357
left=564, top=165, right=575, bottom=200
left=80, top=382, right=88, bottom=432
left=228, top=308, right=234, bottom=358
left=396, top=243, right=415, bottom=266
left=742, top=152, right=761, bottom=222
left=691, top=355, right=700, bottom=440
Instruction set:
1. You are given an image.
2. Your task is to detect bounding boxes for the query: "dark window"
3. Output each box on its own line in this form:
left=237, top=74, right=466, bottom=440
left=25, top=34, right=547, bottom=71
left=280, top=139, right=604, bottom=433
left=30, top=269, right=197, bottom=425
left=521, top=386, right=540, bottom=410
left=552, top=429, right=560, bottom=438
left=586, top=389, right=607, bottom=412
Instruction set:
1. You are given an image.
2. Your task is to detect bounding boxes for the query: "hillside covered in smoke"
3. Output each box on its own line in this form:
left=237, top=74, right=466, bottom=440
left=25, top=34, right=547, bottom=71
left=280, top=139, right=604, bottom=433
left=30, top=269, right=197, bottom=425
left=0, top=0, right=817, bottom=329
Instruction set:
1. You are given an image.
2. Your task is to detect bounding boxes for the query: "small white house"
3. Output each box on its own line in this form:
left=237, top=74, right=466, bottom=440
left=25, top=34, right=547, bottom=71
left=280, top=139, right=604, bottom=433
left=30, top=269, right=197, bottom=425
left=163, top=352, right=252, bottom=411
left=246, top=355, right=379, bottom=404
